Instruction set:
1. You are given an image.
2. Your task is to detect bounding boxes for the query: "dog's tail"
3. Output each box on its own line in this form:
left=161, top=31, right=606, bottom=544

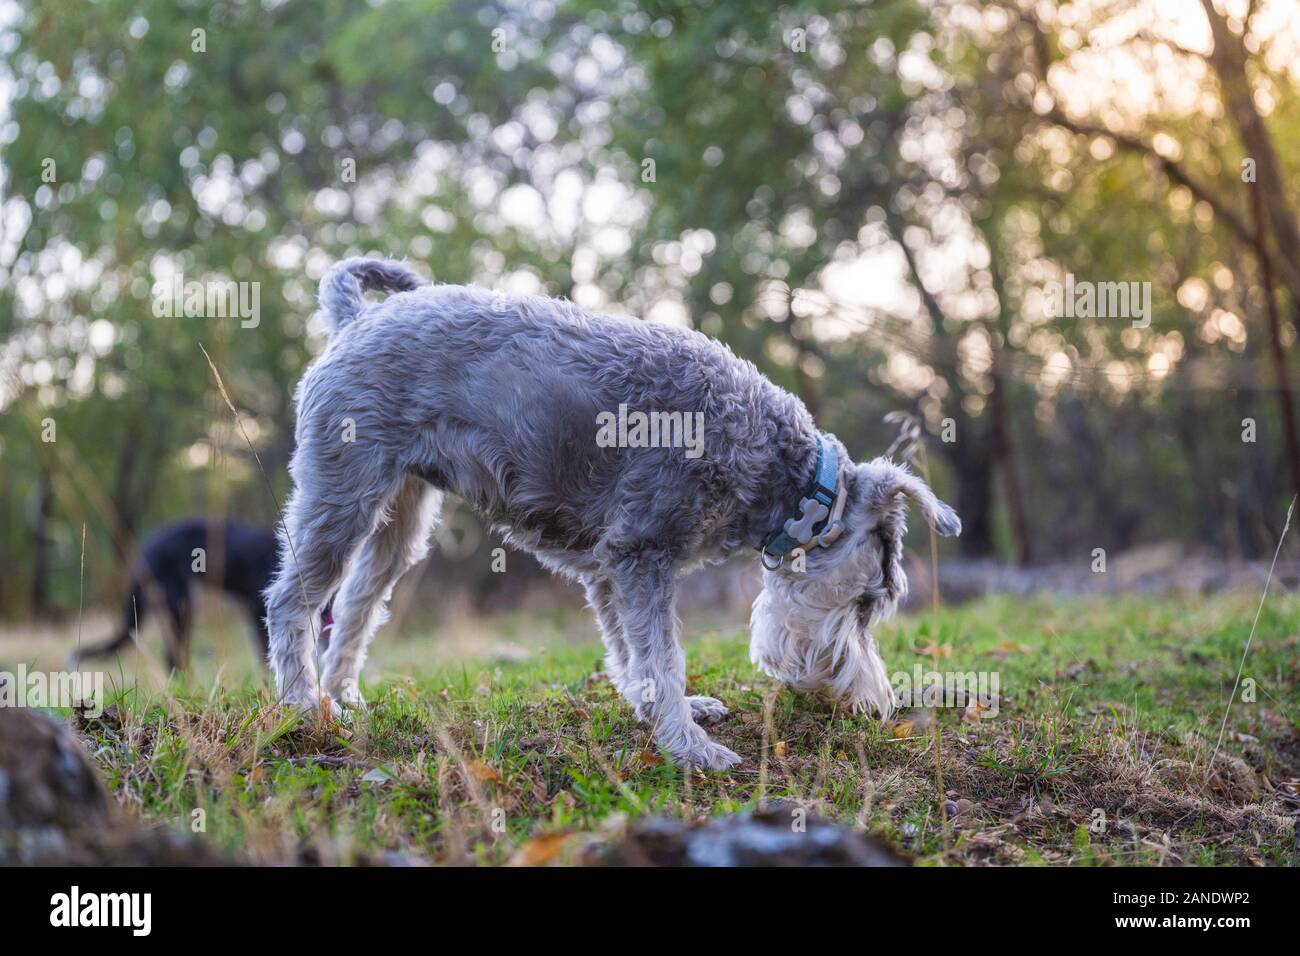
left=317, top=258, right=427, bottom=334
left=67, top=579, right=147, bottom=668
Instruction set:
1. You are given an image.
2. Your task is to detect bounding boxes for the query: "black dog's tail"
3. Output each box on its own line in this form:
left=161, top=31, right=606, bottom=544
left=317, top=258, right=427, bottom=334
left=68, top=581, right=147, bottom=667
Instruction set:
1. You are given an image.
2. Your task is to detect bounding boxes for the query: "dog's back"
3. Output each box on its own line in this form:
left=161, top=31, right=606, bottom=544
left=134, top=518, right=276, bottom=597
left=299, top=261, right=815, bottom=556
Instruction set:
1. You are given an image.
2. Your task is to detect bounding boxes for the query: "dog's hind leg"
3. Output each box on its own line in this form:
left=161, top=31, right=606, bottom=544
left=264, top=481, right=395, bottom=709
left=320, top=476, right=443, bottom=706
left=607, top=554, right=740, bottom=770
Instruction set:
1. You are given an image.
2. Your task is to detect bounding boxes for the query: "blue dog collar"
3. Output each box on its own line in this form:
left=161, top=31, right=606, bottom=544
left=761, top=434, right=847, bottom=566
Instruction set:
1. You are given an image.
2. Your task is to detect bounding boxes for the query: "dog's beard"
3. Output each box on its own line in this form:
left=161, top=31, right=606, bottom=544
left=749, top=573, right=898, bottom=717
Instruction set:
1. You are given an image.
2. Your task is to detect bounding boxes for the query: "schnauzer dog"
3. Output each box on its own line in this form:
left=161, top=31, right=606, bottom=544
left=264, top=258, right=960, bottom=769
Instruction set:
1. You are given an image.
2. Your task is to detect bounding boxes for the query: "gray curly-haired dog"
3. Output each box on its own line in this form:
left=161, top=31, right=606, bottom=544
left=264, top=258, right=960, bottom=769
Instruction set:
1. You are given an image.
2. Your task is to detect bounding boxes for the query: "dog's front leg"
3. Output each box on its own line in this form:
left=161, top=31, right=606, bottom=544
left=609, top=557, right=740, bottom=771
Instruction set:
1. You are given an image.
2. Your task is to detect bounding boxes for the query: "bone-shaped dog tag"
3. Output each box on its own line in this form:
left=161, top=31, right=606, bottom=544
left=784, top=497, right=829, bottom=544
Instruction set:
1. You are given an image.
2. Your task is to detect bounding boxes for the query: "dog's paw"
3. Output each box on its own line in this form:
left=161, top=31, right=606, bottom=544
left=323, top=678, right=366, bottom=710
left=669, top=723, right=741, bottom=771
left=279, top=682, right=324, bottom=713
left=684, top=739, right=742, bottom=771
left=686, top=695, right=729, bottom=722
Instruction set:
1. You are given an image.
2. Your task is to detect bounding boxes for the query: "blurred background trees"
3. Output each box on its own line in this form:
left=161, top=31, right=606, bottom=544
left=1, top=0, right=1297, bottom=617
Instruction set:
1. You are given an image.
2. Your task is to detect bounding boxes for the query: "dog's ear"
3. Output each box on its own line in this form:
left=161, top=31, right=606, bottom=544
left=891, top=471, right=961, bottom=537
left=860, top=459, right=961, bottom=537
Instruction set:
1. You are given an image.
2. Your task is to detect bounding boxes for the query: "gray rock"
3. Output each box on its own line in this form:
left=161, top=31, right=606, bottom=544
left=0, top=708, right=231, bottom=866
left=593, top=804, right=908, bottom=867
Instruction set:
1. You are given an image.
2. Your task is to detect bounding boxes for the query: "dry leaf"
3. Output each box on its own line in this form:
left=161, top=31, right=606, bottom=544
left=996, top=641, right=1032, bottom=654
left=507, top=832, right=571, bottom=866
left=467, top=759, right=501, bottom=783
left=919, top=641, right=952, bottom=661
left=963, top=698, right=988, bottom=725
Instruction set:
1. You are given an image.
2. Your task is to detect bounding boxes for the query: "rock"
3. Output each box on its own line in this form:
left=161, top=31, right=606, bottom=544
left=0, top=707, right=113, bottom=834
left=589, top=804, right=908, bottom=867
left=945, top=798, right=975, bottom=827
left=0, top=708, right=232, bottom=865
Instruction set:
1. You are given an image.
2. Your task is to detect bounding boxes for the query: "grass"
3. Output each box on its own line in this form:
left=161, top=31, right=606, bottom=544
left=9, top=590, right=1300, bottom=865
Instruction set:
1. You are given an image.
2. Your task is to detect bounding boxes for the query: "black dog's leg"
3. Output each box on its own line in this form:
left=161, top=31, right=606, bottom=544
left=162, top=583, right=192, bottom=672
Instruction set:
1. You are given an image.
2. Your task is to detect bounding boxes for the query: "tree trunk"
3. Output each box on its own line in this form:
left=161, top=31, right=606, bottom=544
left=31, top=467, right=55, bottom=618
left=882, top=208, right=999, bottom=556
left=988, top=367, right=1031, bottom=565
left=1248, top=183, right=1300, bottom=502
left=984, top=253, right=1032, bottom=566
left=940, top=425, right=996, bottom=557
left=1200, top=0, right=1300, bottom=305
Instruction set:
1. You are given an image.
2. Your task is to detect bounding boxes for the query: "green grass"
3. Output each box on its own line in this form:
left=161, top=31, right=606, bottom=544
left=58, top=591, right=1300, bottom=865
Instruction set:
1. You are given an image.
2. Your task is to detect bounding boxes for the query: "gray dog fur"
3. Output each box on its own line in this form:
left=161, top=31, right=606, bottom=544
left=264, top=258, right=960, bottom=768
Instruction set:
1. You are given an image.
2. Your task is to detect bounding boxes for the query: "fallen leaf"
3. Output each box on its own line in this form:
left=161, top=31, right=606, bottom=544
left=467, top=759, right=501, bottom=783
left=507, top=832, right=571, bottom=866
left=919, top=641, right=952, bottom=661
left=996, top=640, right=1032, bottom=654
left=891, top=710, right=932, bottom=737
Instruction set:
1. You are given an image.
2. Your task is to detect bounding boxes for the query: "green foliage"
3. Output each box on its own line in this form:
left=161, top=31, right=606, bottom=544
left=1, top=0, right=1298, bottom=614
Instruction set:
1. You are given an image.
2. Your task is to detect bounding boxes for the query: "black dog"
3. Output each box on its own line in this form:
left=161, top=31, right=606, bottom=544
left=72, top=518, right=331, bottom=671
